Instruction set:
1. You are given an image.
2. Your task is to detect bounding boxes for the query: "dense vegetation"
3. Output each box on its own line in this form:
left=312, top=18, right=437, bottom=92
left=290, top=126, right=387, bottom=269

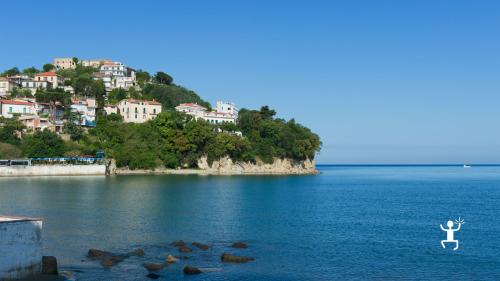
left=0, top=62, right=321, bottom=168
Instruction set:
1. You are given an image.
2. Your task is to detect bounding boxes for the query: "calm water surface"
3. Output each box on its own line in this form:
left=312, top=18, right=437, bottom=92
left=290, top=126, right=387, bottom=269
left=1, top=166, right=499, bottom=280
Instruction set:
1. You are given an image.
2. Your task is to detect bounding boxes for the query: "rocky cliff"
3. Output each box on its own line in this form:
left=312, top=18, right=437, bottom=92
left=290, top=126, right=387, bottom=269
left=112, top=156, right=317, bottom=175
left=197, top=156, right=318, bottom=175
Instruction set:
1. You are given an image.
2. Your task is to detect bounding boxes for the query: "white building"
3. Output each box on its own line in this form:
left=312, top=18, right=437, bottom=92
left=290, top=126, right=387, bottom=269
left=53, top=58, right=76, bottom=69
left=0, top=77, right=17, bottom=97
left=175, top=101, right=238, bottom=124
left=34, top=72, right=65, bottom=88
left=104, top=104, right=118, bottom=115
left=117, top=99, right=162, bottom=123
left=71, top=97, right=97, bottom=127
left=21, top=80, right=52, bottom=95
left=0, top=100, right=36, bottom=118
left=95, top=61, right=136, bottom=91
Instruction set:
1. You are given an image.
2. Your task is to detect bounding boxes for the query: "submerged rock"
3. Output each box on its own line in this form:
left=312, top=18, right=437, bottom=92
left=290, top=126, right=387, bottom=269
left=146, top=273, right=161, bottom=279
left=231, top=242, right=248, bottom=249
left=192, top=242, right=209, bottom=250
left=172, top=240, right=186, bottom=247
left=144, top=263, right=165, bottom=271
left=135, top=248, right=145, bottom=256
left=100, top=256, right=115, bottom=267
left=179, top=245, right=193, bottom=253
left=221, top=253, right=255, bottom=263
left=166, top=255, right=178, bottom=263
left=88, top=249, right=109, bottom=258
left=183, top=265, right=202, bottom=275
left=42, top=256, right=58, bottom=275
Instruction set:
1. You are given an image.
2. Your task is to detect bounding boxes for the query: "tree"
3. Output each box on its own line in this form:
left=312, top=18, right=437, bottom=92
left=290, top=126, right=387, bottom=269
left=22, top=67, right=40, bottom=76
left=108, top=88, right=127, bottom=104
left=0, top=143, right=22, bottom=159
left=154, top=71, right=173, bottom=85
left=2, top=67, right=20, bottom=77
left=136, top=69, right=151, bottom=86
left=0, top=118, right=25, bottom=145
left=43, top=63, right=55, bottom=72
left=22, top=130, right=66, bottom=157
left=142, top=83, right=211, bottom=109
left=72, top=57, right=79, bottom=65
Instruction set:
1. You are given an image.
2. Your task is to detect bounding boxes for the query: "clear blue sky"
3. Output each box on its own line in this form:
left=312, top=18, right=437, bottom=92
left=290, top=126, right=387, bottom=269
left=1, top=0, right=499, bottom=164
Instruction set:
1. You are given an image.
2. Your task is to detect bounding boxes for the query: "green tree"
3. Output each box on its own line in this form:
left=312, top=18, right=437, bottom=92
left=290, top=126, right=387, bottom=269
left=43, top=63, right=55, bottom=72
left=22, top=130, right=66, bottom=157
left=142, top=83, right=211, bottom=109
left=108, top=88, right=127, bottom=104
left=0, top=143, right=22, bottom=159
left=22, top=67, right=40, bottom=76
left=154, top=71, right=173, bottom=85
left=2, top=67, right=20, bottom=77
left=135, top=69, right=151, bottom=86
left=0, top=118, right=25, bottom=145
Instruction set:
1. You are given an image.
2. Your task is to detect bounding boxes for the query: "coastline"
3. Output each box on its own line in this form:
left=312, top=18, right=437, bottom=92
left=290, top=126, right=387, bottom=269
left=0, top=158, right=317, bottom=177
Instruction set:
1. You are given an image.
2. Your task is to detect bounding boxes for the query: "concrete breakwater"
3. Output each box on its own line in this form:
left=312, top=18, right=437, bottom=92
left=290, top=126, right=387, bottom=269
left=0, top=216, right=43, bottom=279
left=0, top=164, right=106, bottom=177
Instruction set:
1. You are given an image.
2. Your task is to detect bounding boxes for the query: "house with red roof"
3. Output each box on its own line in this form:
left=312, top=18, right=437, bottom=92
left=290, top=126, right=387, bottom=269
left=0, top=99, right=35, bottom=118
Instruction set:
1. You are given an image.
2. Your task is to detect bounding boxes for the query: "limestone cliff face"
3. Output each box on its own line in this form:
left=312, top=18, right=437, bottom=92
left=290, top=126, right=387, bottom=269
left=197, top=156, right=317, bottom=175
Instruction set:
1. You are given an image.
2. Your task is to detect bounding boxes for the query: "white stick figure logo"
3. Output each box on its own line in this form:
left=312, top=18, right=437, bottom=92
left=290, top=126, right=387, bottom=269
left=440, top=217, right=465, bottom=250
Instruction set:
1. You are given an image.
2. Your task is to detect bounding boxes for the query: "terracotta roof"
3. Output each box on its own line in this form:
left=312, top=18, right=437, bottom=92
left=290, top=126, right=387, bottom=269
left=0, top=100, right=34, bottom=106
left=177, top=103, right=206, bottom=108
left=35, top=72, right=59, bottom=77
left=0, top=77, right=8, bottom=81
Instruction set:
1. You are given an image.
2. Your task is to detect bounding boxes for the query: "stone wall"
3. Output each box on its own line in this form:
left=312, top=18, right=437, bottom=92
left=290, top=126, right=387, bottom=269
left=0, top=165, right=106, bottom=177
left=0, top=217, right=43, bottom=279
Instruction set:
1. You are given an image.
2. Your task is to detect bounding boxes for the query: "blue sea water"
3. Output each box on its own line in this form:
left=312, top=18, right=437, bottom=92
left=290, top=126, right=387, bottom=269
left=0, top=165, right=499, bottom=280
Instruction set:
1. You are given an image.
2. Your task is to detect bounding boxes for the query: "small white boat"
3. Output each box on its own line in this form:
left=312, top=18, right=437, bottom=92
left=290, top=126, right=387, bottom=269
left=463, top=164, right=471, bottom=168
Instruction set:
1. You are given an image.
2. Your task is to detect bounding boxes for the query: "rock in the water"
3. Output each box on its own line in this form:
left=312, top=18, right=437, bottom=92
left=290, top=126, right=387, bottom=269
left=221, top=253, right=255, bottom=263
left=42, top=256, right=58, bottom=275
left=166, top=255, right=178, bottom=263
left=192, top=242, right=209, bottom=250
left=183, top=265, right=202, bottom=275
left=101, top=256, right=115, bottom=267
left=144, top=263, right=165, bottom=271
left=135, top=248, right=145, bottom=256
left=231, top=242, right=248, bottom=249
left=146, top=273, right=161, bottom=279
left=179, top=245, right=193, bottom=253
left=88, top=249, right=109, bottom=258
left=172, top=240, right=186, bottom=247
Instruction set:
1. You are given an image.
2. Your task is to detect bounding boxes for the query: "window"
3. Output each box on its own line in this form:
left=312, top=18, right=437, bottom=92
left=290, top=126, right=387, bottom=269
left=143, top=108, right=146, bottom=114
left=153, top=109, right=156, bottom=114
left=135, top=114, right=137, bottom=119
left=8, top=107, right=12, bottom=113
left=23, top=108, right=26, bottom=114
left=135, top=107, right=138, bottom=113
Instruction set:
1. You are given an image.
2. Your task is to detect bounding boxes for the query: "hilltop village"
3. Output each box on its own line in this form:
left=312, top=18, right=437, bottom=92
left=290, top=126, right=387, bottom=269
left=0, top=57, right=321, bottom=171
left=0, top=58, right=238, bottom=130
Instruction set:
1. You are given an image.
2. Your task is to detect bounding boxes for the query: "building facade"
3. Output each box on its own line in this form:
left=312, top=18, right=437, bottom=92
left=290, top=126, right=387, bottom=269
left=53, top=58, right=76, bottom=69
left=0, top=77, right=18, bottom=97
left=175, top=101, right=238, bottom=124
left=0, top=100, right=36, bottom=118
left=34, top=72, right=64, bottom=88
left=117, top=99, right=162, bottom=123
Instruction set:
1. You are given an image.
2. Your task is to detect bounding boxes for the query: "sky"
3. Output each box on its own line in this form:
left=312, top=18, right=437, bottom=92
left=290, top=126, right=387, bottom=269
left=1, top=0, right=499, bottom=164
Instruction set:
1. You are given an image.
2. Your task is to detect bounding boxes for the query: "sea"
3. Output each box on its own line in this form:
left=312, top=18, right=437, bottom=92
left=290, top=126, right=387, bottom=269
left=0, top=165, right=499, bottom=280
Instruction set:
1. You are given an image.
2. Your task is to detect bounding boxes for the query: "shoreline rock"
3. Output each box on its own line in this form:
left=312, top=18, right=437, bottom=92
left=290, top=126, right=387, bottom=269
left=183, top=266, right=202, bottom=275
left=114, top=157, right=317, bottom=176
left=221, top=253, right=255, bottom=263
